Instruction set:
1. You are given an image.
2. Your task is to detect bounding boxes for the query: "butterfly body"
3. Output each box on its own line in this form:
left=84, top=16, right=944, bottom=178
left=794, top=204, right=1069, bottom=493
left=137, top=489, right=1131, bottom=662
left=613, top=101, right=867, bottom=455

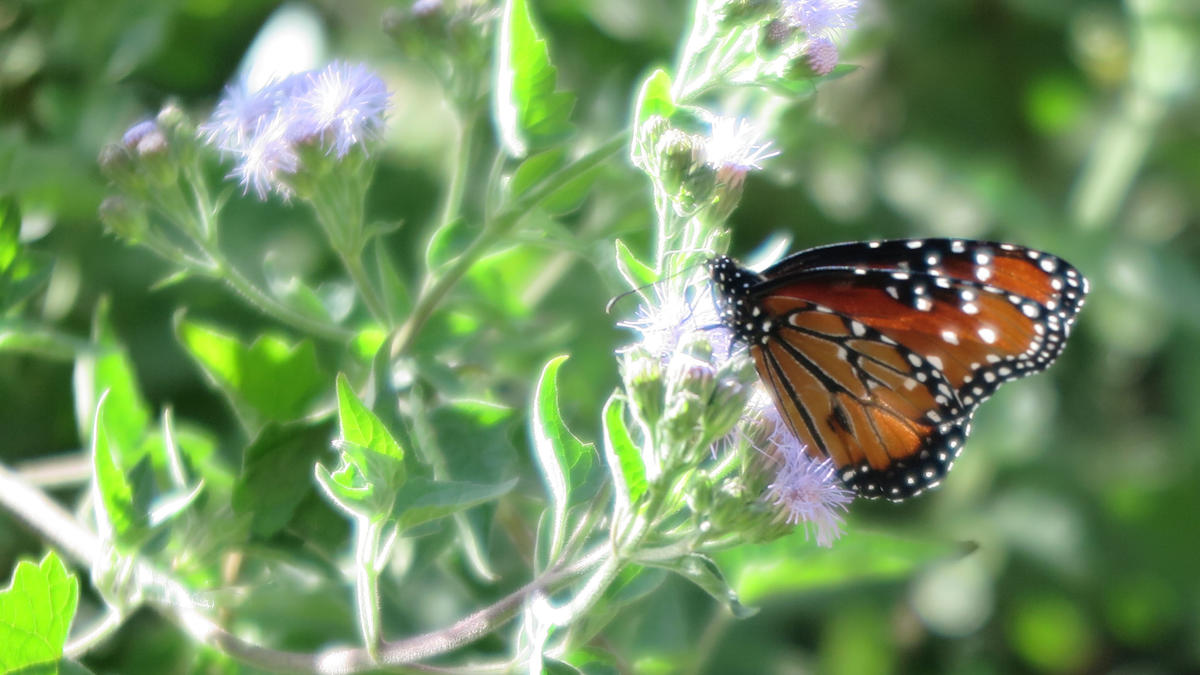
left=708, top=238, right=1088, bottom=501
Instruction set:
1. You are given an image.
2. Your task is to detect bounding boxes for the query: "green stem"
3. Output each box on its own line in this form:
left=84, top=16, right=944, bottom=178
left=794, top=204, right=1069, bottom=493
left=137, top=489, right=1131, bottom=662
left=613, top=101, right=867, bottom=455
left=204, top=247, right=354, bottom=341
left=389, top=131, right=629, bottom=358
left=339, top=247, right=391, bottom=327
left=355, top=517, right=385, bottom=660
left=438, top=103, right=480, bottom=233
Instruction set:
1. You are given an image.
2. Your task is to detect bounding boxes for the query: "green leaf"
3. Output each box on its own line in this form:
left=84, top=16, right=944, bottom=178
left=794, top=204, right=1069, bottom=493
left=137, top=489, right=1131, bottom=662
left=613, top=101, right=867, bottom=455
left=425, top=217, right=471, bottom=272
left=336, top=374, right=405, bottom=465
left=374, top=242, right=411, bottom=323
left=601, top=395, right=646, bottom=511
left=175, top=317, right=326, bottom=430
left=494, top=0, right=575, bottom=157
left=718, top=530, right=968, bottom=605
left=0, top=196, right=19, bottom=274
left=530, top=356, right=595, bottom=563
left=632, top=69, right=676, bottom=130
left=511, top=148, right=566, bottom=198
left=0, top=319, right=89, bottom=360
left=233, top=422, right=331, bottom=537
left=651, top=554, right=757, bottom=618
left=90, top=392, right=148, bottom=547
left=614, top=239, right=658, bottom=292
left=263, top=254, right=334, bottom=324
left=392, top=476, right=518, bottom=532
left=73, top=298, right=151, bottom=452
left=0, top=552, right=79, bottom=674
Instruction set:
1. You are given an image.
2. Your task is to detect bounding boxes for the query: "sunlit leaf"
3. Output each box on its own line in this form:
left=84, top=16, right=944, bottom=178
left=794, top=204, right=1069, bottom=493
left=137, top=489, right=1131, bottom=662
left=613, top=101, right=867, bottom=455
left=601, top=394, right=646, bottom=511
left=0, top=552, right=79, bottom=674
left=530, top=356, right=595, bottom=563
left=233, top=422, right=331, bottom=537
left=392, top=476, right=517, bottom=532
left=73, top=298, right=151, bottom=452
left=718, top=530, right=968, bottom=604
left=175, top=317, right=326, bottom=430
left=493, top=0, right=575, bottom=157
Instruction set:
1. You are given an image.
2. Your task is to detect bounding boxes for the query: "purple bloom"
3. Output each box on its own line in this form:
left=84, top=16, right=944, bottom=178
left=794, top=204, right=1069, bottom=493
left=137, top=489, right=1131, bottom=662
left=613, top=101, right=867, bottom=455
left=702, top=117, right=779, bottom=189
left=621, top=285, right=734, bottom=365
left=201, top=81, right=281, bottom=152
left=230, top=115, right=299, bottom=200
left=782, top=0, right=860, bottom=40
left=754, top=400, right=853, bottom=547
left=804, top=37, right=840, bottom=76
left=201, top=62, right=391, bottom=199
left=122, top=119, right=160, bottom=148
left=289, top=62, right=390, bottom=158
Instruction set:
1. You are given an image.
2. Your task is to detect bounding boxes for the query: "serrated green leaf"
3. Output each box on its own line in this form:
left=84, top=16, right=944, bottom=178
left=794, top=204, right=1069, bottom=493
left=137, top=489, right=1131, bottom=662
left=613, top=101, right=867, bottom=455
left=392, top=476, right=517, bottom=532
left=601, top=395, right=647, bottom=511
left=717, top=530, right=968, bottom=604
left=494, top=0, right=575, bottom=157
left=530, top=356, right=595, bottom=563
left=233, top=422, right=331, bottom=537
left=0, top=552, right=79, bottom=673
left=73, top=299, right=151, bottom=452
left=175, top=317, right=326, bottom=431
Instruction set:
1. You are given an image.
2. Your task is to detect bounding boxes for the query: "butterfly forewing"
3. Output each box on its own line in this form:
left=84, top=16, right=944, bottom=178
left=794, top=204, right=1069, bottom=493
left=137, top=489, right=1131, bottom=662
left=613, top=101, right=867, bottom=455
left=709, top=238, right=1088, bottom=501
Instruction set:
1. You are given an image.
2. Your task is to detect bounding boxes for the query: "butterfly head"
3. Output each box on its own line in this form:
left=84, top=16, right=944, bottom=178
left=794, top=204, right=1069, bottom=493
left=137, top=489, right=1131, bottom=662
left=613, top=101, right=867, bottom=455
left=706, top=255, right=770, bottom=345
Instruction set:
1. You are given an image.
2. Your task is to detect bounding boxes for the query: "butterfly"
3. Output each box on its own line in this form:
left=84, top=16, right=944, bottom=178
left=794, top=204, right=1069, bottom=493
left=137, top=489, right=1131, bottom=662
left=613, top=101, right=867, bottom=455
left=708, top=238, right=1088, bottom=501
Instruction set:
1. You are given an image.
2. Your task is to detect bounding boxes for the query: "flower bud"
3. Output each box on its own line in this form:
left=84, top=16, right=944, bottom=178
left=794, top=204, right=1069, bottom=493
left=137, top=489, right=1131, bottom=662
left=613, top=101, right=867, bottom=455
left=98, top=144, right=142, bottom=191
left=99, top=196, right=149, bottom=243
left=662, top=390, right=704, bottom=441
left=624, top=351, right=665, bottom=427
left=701, top=377, right=752, bottom=440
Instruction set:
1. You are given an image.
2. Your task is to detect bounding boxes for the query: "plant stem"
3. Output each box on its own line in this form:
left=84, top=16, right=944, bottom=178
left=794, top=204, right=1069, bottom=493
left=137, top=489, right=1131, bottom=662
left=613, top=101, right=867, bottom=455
left=355, top=517, right=385, bottom=660
left=0, top=462, right=610, bottom=673
left=389, top=132, right=629, bottom=359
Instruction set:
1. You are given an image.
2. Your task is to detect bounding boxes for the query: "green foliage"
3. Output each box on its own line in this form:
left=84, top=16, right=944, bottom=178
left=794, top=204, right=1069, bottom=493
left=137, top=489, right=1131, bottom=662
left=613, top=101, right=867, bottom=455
left=0, top=552, right=78, bottom=673
left=1, top=0, right=1198, bottom=673
left=174, top=318, right=326, bottom=431
left=494, top=0, right=576, bottom=156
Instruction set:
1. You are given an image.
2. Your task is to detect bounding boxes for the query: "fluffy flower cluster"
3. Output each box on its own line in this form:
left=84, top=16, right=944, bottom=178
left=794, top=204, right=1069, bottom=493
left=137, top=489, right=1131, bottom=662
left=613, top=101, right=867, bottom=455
left=622, top=280, right=852, bottom=546
left=751, top=393, right=853, bottom=547
left=780, top=0, right=861, bottom=76
left=201, top=62, right=391, bottom=199
left=701, top=117, right=779, bottom=190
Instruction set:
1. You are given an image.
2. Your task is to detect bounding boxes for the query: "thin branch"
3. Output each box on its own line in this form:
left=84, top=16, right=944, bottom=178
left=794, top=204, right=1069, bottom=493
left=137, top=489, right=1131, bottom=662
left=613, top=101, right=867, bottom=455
left=0, top=462, right=607, bottom=674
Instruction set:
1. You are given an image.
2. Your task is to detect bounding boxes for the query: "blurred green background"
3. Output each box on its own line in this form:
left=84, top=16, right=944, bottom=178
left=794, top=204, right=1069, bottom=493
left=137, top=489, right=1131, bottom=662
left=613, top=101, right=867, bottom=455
left=2, top=0, right=1199, bottom=673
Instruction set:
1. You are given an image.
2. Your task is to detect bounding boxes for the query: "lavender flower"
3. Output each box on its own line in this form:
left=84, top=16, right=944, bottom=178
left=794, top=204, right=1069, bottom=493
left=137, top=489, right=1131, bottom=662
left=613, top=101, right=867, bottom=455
left=230, top=115, right=299, bottom=200
left=754, top=398, right=852, bottom=547
left=201, top=62, right=391, bottom=199
left=701, top=117, right=779, bottom=189
left=781, top=0, right=860, bottom=40
left=122, top=119, right=167, bottom=157
left=804, top=36, right=840, bottom=76
left=289, top=62, right=391, bottom=158
left=781, top=0, right=859, bottom=75
left=621, top=285, right=734, bottom=365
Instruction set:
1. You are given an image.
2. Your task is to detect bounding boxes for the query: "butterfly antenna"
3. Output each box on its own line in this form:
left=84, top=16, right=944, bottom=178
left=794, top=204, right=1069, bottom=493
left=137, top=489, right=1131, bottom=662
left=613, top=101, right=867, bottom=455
left=604, top=260, right=709, bottom=315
